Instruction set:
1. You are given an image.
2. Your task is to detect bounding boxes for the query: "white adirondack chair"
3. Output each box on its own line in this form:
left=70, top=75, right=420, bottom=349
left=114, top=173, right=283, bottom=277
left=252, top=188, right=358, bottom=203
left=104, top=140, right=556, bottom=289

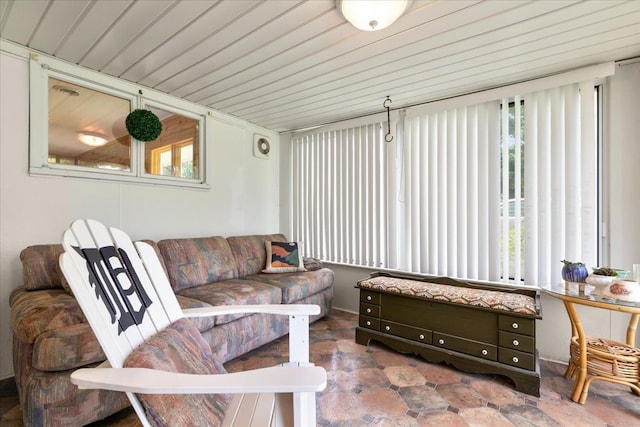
left=59, top=219, right=326, bottom=427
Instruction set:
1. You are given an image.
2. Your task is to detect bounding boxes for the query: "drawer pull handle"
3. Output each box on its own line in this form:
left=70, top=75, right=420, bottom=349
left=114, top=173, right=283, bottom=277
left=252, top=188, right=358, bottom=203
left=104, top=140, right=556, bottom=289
left=512, top=322, right=519, bottom=329
left=438, top=339, right=445, bottom=345
left=512, top=356, right=519, bottom=363
left=419, top=334, right=425, bottom=340
left=366, top=320, right=371, bottom=326
left=366, top=308, right=372, bottom=313
left=385, top=325, right=391, bottom=331
left=367, top=295, right=372, bottom=301
left=512, top=339, right=519, bottom=346
left=481, top=349, right=488, bottom=356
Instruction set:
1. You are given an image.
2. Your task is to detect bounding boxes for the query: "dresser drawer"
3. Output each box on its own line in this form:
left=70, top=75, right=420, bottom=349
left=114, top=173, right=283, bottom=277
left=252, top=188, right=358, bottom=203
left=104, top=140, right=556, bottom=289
left=499, top=315, right=535, bottom=336
left=360, top=302, right=380, bottom=317
left=499, top=348, right=535, bottom=371
left=499, top=331, right=535, bottom=353
left=433, top=332, right=497, bottom=361
left=359, top=316, right=380, bottom=331
left=360, top=291, right=381, bottom=305
left=380, top=320, right=432, bottom=344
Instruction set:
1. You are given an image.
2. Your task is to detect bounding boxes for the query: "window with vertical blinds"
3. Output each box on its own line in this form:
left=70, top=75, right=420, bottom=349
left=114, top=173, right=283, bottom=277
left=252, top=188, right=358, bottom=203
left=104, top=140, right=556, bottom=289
left=290, top=63, right=612, bottom=286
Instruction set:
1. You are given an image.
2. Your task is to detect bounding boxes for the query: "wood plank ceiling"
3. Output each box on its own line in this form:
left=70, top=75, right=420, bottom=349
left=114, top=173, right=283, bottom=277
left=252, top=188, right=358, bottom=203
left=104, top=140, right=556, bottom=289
left=1, top=0, right=639, bottom=133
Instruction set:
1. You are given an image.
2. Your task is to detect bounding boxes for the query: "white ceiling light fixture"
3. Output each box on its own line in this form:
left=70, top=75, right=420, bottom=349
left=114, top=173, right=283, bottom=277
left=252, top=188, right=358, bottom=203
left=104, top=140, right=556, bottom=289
left=337, top=0, right=410, bottom=31
left=52, top=85, right=80, bottom=96
left=78, top=132, right=108, bottom=147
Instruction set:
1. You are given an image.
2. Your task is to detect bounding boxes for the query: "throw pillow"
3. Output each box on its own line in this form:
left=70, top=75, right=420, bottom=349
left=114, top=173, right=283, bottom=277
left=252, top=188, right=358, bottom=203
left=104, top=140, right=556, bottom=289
left=263, top=241, right=306, bottom=273
left=124, top=318, right=231, bottom=426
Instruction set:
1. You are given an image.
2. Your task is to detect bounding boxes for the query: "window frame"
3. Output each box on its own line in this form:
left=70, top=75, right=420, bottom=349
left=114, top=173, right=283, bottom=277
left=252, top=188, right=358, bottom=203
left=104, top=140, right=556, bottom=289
left=150, top=140, right=194, bottom=177
left=29, top=53, right=210, bottom=189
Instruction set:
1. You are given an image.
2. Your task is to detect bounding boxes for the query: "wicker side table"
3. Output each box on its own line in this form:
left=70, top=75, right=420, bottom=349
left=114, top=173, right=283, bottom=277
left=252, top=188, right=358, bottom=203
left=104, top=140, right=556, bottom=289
left=542, top=283, right=640, bottom=404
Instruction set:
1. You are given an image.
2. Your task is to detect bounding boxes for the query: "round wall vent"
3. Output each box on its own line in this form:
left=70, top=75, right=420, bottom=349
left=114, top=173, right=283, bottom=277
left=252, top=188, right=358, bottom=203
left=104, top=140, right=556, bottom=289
left=253, top=134, right=271, bottom=159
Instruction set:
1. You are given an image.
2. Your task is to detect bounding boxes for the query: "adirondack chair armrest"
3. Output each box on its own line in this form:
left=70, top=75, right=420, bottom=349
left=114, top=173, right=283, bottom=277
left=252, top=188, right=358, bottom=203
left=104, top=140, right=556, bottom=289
left=182, top=304, right=321, bottom=318
left=71, top=365, right=326, bottom=394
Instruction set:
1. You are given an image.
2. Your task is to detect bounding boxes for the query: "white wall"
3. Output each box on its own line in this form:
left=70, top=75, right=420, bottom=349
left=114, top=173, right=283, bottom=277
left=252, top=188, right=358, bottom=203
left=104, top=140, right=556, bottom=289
left=290, top=62, right=640, bottom=364
left=0, top=50, right=281, bottom=379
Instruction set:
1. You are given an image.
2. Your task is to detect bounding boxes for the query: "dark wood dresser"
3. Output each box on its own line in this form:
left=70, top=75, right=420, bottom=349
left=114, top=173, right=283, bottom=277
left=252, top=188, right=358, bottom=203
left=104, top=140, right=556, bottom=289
left=355, top=272, right=542, bottom=396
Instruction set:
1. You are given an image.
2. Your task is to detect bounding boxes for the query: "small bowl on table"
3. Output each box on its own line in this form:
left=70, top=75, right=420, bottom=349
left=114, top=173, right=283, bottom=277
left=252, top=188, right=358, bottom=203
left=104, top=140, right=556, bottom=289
left=585, top=268, right=630, bottom=295
left=612, top=269, right=630, bottom=279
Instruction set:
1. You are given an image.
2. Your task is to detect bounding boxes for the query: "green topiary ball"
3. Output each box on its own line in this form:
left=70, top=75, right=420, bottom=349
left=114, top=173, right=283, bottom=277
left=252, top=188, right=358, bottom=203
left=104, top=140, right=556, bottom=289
left=125, top=109, right=162, bottom=142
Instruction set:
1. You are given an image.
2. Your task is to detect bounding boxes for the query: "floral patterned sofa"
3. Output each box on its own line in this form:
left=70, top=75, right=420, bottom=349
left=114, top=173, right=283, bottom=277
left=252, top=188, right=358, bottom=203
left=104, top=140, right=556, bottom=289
left=10, top=233, right=333, bottom=427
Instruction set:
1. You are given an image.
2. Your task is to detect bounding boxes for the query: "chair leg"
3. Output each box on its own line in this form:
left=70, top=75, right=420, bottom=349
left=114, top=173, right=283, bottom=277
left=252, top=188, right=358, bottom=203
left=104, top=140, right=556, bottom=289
left=272, top=393, right=292, bottom=427
left=127, top=391, right=152, bottom=427
left=272, top=392, right=316, bottom=427
left=293, top=391, right=316, bottom=427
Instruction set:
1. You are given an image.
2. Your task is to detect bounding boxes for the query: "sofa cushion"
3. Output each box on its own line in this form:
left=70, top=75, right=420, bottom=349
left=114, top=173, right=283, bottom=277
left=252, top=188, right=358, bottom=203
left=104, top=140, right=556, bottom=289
left=158, top=237, right=238, bottom=292
left=249, top=269, right=335, bottom=303
left=124, top=318, right=231, bottom=427
left=175, top=295, right=217, bottom=332
left=20, top=245, right=65, bottom=291
left=176, top=280, right=282, bottom=325
left=20, top=241, right=164, bottom=295
left=227, top=234, right=287, bottom=278
left=214, top=312, right=291, bottom=363
left=10, top=287, right=86, bottom=344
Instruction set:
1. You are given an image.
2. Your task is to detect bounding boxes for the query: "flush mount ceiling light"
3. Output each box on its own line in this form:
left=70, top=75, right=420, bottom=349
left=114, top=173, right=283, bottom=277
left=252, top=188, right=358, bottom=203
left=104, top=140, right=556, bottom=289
left=337, top=0, right=410, bottom=31
left=78, top=132, right=108, bottom=147
left=52, top=85, right=80, bottom=96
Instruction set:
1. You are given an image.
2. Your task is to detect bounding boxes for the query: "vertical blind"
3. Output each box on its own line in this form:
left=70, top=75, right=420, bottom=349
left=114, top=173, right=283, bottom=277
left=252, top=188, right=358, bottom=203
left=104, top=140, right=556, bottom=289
left=396, top=102, right=500, bottom=281
left=291, top=123, right=387, bottom=268
left=522, top=82, right=597, bottom=286
left=290, top=64, right=610, bottom=286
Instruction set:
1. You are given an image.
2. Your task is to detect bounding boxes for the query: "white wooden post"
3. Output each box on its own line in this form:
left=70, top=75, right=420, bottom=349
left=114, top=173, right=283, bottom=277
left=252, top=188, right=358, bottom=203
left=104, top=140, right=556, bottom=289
left=288, top=314, right=310, bottom=364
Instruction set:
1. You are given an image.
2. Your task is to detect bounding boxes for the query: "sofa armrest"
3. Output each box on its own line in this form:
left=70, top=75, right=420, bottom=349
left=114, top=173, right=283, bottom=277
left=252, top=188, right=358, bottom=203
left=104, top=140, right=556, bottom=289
left=10, top=287, right=87, bottom=343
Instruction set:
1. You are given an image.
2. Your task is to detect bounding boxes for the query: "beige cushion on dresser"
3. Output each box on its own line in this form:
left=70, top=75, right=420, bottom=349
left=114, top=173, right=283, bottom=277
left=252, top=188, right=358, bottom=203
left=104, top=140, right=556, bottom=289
left=358, top=276, right=538, bottom=316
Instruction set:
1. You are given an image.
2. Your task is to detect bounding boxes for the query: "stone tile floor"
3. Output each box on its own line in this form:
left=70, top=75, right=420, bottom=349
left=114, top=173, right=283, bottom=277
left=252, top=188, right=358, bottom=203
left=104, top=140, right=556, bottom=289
left=2, top=309, right=639, bottom=426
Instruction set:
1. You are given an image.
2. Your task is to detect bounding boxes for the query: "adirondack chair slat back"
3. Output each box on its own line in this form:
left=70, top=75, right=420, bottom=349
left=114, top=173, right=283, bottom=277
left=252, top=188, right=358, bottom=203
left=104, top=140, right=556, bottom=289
left=60, top=219, right=183, bottom=368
